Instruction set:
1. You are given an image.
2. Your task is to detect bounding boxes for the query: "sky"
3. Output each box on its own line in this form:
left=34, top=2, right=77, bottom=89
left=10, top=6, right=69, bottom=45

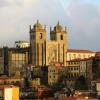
left=0, top=0, right=100, bottom=51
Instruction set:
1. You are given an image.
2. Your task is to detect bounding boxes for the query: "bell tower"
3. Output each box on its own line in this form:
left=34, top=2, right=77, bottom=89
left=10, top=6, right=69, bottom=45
left=50, top=22, right=67, bottom=66
left=30, top=20, right=46, bottom=66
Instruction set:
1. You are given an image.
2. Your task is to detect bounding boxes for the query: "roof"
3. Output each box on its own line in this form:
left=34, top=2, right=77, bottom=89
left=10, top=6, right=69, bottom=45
left=0, top=75, right=23, bottom=80
left=67, top=49, right=95, bottom=53
left=0, top=85, right=18, bottom=89
left=49, top=62, right=64, bottom=70
left=96, top=52, right=100, bottom=57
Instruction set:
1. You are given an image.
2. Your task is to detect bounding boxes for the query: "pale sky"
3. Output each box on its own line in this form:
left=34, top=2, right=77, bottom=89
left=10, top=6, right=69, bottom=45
left=0, top=0, right=100, bottom=50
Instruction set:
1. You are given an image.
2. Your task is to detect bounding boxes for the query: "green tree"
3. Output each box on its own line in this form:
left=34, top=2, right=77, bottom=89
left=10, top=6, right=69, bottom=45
left=75, top=75, right=88, bottom=90
left=59, top=68, right=69, bottom=86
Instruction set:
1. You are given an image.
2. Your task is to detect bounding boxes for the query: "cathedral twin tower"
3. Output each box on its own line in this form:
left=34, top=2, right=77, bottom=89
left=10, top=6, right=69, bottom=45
left=29, top=20, right=67, bottom=66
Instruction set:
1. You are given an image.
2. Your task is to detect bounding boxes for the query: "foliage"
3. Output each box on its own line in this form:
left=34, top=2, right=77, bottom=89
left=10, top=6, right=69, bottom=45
left=48, top=82, right=65, bottom=91
left=24, top=77, right=30, bottom=88
left=75, top=75, right=88, bottom=90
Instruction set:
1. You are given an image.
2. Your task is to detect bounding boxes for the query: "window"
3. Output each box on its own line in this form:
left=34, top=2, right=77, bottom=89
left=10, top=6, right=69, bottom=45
left=61, top=35, right=63, bottom=40
left=83, top=55, right=85, bottom=58
left=74, top=67, right=76, bottom=70
left=53, top=76, right=55, bottom=78
left=78, top=54, right=81, bottom=58
left=40, top=33, right=43, bottom=39
left=74, top=54, right=76, bottom=58
left=71, top=68, right=73, bottom=70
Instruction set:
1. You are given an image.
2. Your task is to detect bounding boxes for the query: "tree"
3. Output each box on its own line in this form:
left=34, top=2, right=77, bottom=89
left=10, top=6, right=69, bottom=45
left=59, top=68, right=69, bottom=86
left=75, top=75, right=88, bottom=90
left=49, top=82, right=65, bottom=92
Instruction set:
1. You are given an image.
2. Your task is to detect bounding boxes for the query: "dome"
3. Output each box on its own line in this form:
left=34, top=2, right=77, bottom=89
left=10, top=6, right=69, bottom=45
left=34, top=20, right=42, bottom=29
left=54, top=21, right=63, bottom=31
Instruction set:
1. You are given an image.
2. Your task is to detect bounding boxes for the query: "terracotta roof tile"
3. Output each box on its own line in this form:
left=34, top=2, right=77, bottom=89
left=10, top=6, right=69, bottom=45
left=67, top=49, right=95, bottom=53
left=96, top=52, right=100, bottom=57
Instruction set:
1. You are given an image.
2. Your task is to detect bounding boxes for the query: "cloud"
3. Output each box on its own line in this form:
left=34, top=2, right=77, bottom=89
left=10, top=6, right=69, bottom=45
left=67, top=0, right=100, bottom=50
left=0, top=0, right=69, bottom=47
left=0, top=0, right=100, bottom=51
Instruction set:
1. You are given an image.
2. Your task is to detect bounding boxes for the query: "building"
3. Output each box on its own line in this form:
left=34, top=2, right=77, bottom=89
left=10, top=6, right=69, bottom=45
left=66, top=59, right=80, bottom=87
left=30, top=20, right=67, bottom=66
left=3, top=47, right=30, bottom=76
left=79, top=59, right=87, bottom=78
left=66, top=58, right=93, bottom=88
left=0, top=20, right=99, bottom=87
left=0, top=48, right=4, bottom=74
left=15, top=41, right=30, bottom=48
left=87, top=52, right=100, bottom=80
left=0, top=75, right=24, bottom=87
left=31, top=78, right=41, bottom=86
left=66, top=49, right=95, bottom=61
left=0, top=85, right=19, bottom=100
left=48, top=62, right=64, bottom=85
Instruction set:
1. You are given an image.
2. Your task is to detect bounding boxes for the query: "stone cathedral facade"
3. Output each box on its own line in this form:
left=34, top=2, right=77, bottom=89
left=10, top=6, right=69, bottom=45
left=0, top=20, right=67, bottom=75
left=29, top=20, right=67, bottom=66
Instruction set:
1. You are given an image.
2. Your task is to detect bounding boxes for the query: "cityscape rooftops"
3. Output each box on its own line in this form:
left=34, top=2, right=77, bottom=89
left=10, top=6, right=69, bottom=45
left=67, top=49, right=95, bottom=53
left=0, top=85, right=18, bottom=89
left=96, top=51, right=100, bottom=57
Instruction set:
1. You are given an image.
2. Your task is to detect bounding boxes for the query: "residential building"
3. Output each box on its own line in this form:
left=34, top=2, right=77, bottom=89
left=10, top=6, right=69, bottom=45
left=31, top=78, right=41, bottom=86
left=0, top=75, right=24, bottom=87
left=66, top=58, right=93, bottom=88
left=88, top=52, right=100, bottom=80
left=0, top=85, right=19, bottom=100
left=66, top=59, right=80, bottom=87
left=80, top=59, right=87, bottom=78
left=48, top=62, right=64, bottom=85
left=15, top=41, right=30, bottom=48
left=0, top=48, right=4, bottom=74
left=66, top=49, right=95, bottom=61
left=3, top=47, right=30, bottom=76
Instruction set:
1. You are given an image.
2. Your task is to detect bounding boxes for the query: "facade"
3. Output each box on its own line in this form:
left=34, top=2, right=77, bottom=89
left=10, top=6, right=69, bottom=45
left=31, top=78, right=41, bottom=86
left=0, top=20, right=99, bottom=91
left=0, top=48, right=4, bottom=74
left=48, top=63, right=59, bottom=85
left=0, top=85, right=19, bottom=100
left=48, top=62, right=65, bottom=85
left=15, top=41, right=30, bottom=48
left=66, top=59, right=80, bottom=87
left=66, top=49, right=95, bottom=61
left=79, top=59, right=87, bottom=78
left=66, top=58, right=93, bottom=87
left=30, top=20, right=67, bottom=66
left=3, top=47, right=30, bottom=76
left=0, top=75, right=24, bottom=86
left=88, top=53, right=100, bottom=80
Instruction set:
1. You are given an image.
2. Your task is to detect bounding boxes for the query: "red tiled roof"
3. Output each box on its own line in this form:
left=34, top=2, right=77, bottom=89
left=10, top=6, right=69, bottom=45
left=67, top=49, right=95, bottom=53
left=0, top=85, right=17, bottom=89
left=46, top=97, right=76, bottom=100
left=96, top=52, right=100, bottom=57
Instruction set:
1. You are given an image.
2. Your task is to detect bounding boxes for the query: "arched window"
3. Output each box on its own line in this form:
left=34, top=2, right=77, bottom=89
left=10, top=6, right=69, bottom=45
left=40, top=33, right=43, bottom=39
left=60, top=35, right=63, bottom=40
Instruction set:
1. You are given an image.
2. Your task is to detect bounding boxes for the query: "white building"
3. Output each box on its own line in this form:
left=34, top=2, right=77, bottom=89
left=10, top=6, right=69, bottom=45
left=15, top=41, right=30, bottom=48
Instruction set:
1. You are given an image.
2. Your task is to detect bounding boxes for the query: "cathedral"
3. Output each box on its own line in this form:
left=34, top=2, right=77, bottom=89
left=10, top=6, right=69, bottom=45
left=29, top=20, right=67, bottom=66
left=0, top=20, right=96, bottom=76
left=0, top=20, right=67, bottom=75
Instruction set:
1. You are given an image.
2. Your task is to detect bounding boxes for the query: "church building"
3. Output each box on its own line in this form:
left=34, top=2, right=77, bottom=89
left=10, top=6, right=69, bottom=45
left=30, top=20, right=67, bottom=66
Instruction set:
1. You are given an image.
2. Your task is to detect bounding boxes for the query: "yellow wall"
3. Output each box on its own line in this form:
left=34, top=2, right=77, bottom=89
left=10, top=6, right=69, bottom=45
left=31, top=78, right=40, bottom=85
left=12, top=87, right=19, bottom=100
left=4, top=87, right=19, bottom=100
left=66, top=52, right=95, bottom=61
